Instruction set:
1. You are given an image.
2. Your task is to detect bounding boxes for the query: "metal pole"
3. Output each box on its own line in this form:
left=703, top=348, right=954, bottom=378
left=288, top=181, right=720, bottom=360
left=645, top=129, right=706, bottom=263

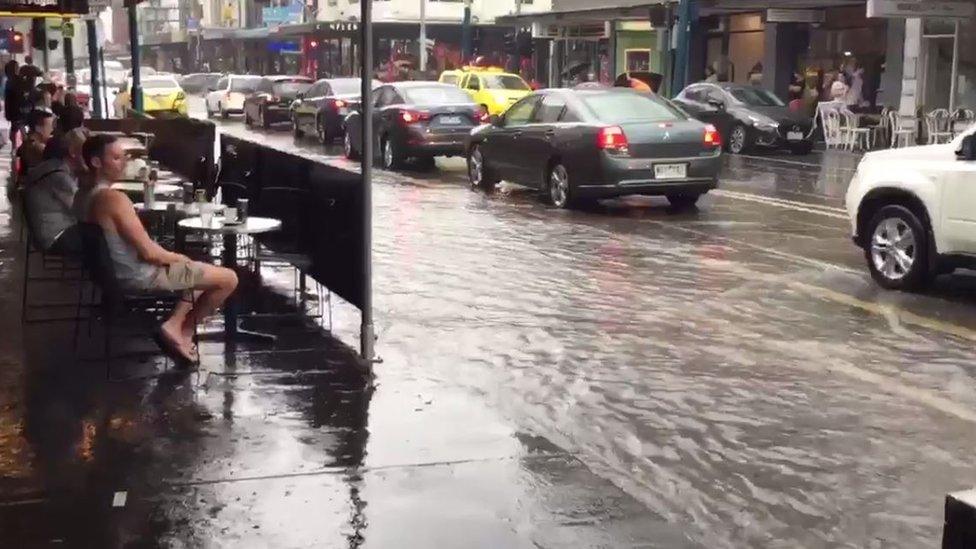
left=86, top=19, right=102, bottom=119
left=128, top=4, right=143, bottom=113
left=360, top=0, right=375, bottom=364
left=950, top=19, right=960, bottom=112
left=64, top=36, right=74, bottom=76
left=41, top=18, right=49, bottom=72
left=419, top=0, right=427, bottom=72
left=461, top=0, right=471, bottom=61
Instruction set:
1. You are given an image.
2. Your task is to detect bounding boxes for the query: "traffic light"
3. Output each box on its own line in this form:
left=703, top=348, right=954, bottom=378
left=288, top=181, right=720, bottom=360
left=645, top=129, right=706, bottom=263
left=503, top=31, right=516, bottom=55
left=516, top=31, right=534, bottom=57
left=30, top=18, right=45, bottom=49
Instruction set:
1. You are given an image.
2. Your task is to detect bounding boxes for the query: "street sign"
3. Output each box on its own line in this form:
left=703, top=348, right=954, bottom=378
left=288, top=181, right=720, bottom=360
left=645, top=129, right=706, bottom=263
left=867, top=0, right=975, bottom=19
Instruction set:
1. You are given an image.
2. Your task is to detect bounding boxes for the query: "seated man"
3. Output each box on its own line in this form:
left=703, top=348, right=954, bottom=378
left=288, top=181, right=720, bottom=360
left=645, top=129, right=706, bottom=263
left=22, top=128, right=89, bottom=254
left=79, top=134, right=238, bottom=365
left=16, top=108, right=54, bottom=178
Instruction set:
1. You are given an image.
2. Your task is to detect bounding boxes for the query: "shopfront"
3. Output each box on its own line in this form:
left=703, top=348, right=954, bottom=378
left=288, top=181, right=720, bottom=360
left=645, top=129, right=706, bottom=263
left=917, top=16, right=976, bottom=112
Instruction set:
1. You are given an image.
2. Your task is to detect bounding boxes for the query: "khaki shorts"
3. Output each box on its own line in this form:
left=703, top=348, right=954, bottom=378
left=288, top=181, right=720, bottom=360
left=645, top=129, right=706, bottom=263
left=150, top=261, right=207, bottom=292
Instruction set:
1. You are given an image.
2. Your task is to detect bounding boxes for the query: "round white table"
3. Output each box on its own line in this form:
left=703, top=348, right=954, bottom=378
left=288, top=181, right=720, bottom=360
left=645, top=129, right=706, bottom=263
left=177, top=216, right=283, bottom=343
left=134, top=201, right=225, bottom=214
left=112, top=182, right=182, bottom=195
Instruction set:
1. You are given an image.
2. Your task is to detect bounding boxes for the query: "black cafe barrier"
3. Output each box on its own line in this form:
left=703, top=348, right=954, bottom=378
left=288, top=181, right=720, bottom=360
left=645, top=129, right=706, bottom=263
left=84, top=117, right=217, bottom=187
left=219, top=135, right=366, bottom=311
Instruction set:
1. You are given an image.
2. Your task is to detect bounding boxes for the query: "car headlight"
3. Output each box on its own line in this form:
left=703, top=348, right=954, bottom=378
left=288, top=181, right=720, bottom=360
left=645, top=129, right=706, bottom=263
left=749, top=115, right=778, bottom=129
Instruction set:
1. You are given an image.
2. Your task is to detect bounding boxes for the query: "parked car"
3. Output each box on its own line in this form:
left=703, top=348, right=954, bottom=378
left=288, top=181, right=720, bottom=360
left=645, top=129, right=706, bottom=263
left=205, top=74, right=261, bottom=118
left=113, top=75, right=188, bottom=118
left=846, top=126, right=976, bottom=291
left=455, top=66, right=532, bottom=116
left=243, top=75, right=313, bottom=129
left=673, top=82, right=814, bottom=155
left=343, top=82, right=489, bottom=169
left=179, top=72, right=222, bottom=94
left=291, top=77, right=380, bottom=143
left=467, top=88, right=723, bottom=209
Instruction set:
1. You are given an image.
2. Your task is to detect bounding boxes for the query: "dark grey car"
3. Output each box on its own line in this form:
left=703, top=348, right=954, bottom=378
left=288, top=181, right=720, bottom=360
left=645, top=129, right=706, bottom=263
left=467, top=88, right=723, bottom=209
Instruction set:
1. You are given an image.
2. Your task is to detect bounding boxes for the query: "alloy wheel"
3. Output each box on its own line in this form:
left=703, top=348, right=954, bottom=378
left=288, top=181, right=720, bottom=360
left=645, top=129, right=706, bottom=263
left=317, top=119, right=327, bottom=144
left=730, top=126, right=746, bottom=154
left=383, top=139, right=394, bottom=169
left=469, top=147, right=484, bottom=188
left=344, top=132, right=353, bottom=158
left=871, top=217, right=916, bottom=281
left=549, top=164, right=570, bottom=207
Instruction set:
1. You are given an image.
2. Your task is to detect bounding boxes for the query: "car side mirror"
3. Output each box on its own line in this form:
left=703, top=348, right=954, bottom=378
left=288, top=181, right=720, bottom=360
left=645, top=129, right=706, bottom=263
left=956, top=134, right=976, bottom=161
left=490, top=114, right=502, bottom=127
left=707, top=99, right=725, bottom=111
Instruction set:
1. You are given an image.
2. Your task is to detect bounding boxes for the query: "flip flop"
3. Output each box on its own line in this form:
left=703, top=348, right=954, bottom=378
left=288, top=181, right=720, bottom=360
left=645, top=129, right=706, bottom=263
left=153, top=329, right=196, bottom=369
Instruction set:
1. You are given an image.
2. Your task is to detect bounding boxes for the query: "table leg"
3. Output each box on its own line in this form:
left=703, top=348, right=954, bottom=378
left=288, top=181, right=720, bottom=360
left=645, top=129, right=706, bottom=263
left=201, top=232, right=276, bottom=345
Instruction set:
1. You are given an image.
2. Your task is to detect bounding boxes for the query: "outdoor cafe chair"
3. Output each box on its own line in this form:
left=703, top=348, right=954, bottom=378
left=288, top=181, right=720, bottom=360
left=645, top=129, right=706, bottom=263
left=75, top=223, right=199, bottom=381
left=888, top=111, right=917, bottom=148
left=20, top=198, right=89, bottom=324
left=951, top=108, right=975, bottom=137
left=842, top=111, right=872, bottom=151
left=926, top=108, right=954, bottom=144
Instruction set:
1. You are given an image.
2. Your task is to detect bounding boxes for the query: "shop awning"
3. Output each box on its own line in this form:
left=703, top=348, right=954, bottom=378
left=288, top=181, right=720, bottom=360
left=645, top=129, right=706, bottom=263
left=497, top=1, right=674, bottom=25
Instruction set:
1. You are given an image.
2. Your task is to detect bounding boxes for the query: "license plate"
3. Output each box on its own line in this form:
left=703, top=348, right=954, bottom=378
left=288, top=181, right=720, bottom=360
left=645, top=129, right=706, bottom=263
left=654, top=163, right=687, bottom=179
left=439, top=115, right=462, bottom=125
left=787, top=131, right=804, bottom=140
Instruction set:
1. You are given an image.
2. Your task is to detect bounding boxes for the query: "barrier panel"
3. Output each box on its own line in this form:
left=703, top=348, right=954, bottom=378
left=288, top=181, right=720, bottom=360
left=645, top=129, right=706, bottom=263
left=219, top=135, right=366, bottom=311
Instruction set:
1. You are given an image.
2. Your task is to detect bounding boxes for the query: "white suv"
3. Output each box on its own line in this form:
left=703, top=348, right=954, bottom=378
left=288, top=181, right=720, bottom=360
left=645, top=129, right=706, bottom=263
left=846, top=124, right=976, bottom=290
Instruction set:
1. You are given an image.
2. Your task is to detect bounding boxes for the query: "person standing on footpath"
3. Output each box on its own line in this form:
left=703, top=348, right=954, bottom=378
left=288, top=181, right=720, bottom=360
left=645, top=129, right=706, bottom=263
left=4, top=60, right=23, bottom=146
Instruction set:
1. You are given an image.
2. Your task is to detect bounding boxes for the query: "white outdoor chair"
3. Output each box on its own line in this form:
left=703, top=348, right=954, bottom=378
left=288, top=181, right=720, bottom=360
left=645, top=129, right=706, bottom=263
left=823, top=110, right=844, bottom=149
left=888, top=111, right=916, bottom=148
left=951, top=108, right=975, bottom=137
left=843, top=111, right=872, bottom=151
left=926, top=109, right=954, bottom=144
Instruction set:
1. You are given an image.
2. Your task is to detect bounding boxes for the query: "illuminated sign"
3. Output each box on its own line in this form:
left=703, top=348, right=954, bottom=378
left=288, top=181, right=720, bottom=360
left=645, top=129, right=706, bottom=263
left=0, top=0, right=88, bottom=14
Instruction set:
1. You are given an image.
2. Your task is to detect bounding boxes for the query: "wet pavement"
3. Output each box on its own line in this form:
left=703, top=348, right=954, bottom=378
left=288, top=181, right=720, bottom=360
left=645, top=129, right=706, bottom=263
left=2, top=98, right=976, bottom=547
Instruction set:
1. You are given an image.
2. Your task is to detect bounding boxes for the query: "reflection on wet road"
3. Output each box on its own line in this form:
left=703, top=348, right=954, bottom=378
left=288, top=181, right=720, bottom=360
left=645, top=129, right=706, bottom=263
left=211, top=112, right=976, bottom=548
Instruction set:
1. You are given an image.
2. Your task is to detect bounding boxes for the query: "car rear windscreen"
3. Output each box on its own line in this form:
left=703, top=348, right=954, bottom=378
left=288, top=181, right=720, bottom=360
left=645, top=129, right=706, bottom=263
left=231, top=78, right=261, bottom=92
left=143, top=79, right=179, bottom=90
left=403, top=86, right=472, bottom=105
left=441, top=74, right=458, bottom=85
left=581, top=93, right=685, bottom=124
left=273, top=81, right=312, bottom=95
left=483, top=74, right=529, bottom=91
left=330, top=79, right=362, bottom=95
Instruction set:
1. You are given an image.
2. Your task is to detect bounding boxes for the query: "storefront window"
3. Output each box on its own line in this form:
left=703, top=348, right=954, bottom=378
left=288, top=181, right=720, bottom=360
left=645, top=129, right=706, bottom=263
left=955, top=19, right=976, bottom=110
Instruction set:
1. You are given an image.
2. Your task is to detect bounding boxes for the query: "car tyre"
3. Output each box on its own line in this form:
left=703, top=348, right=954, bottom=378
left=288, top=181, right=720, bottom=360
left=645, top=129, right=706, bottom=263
left=381, top=135, right=405, bottom=170
left=547, top=162, right=574, bottom=209
left=259, top=108, right=269, bottom=129
left=205, top=102, right=213, bottom=118
left=244, top=111, right=252, bottom=127
left=865, top=204, right=931, bottom=291
left=727, top=124, right=751, bottom=155
left=790, top=141, right=814, bottom=155
left=292, top=115, right=304, bottom=138
left=317, top=116, right=328, bottom=145
left=343, top=132, right=359, bottom=160
left=667, top=193, right=701, bottom=210
left=219, top=104, right=228, bottom=119
left=468, top=145, right=498, bottom=191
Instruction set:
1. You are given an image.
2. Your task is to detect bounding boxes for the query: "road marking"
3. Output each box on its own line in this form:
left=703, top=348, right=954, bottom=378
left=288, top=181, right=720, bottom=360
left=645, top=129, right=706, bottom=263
left=734, top=153, right=860, bottom=171
left=713, top=189, right=848, bottom=219
left=790, top=281, right=976, bottom=343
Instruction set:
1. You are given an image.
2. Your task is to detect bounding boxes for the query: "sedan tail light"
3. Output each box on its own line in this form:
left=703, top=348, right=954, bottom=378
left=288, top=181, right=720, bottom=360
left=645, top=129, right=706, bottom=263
left=332, top=99, right=347, bottom=110
left=704, top=124, right=722, bottom=147
left=597, top=125, right=629, bottom=154
left=399, top=109, right=431, bottom=124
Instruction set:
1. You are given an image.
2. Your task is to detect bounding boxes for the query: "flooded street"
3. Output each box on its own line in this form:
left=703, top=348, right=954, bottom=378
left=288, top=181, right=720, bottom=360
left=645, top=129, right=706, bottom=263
left=208, top=106, right=976, bottom=548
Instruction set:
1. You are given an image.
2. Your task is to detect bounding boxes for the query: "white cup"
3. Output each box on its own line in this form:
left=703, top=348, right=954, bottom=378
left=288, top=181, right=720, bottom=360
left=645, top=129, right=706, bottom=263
left=224, top=207, right=237, bottom=223
left=200, top=204, right=214, bottom=227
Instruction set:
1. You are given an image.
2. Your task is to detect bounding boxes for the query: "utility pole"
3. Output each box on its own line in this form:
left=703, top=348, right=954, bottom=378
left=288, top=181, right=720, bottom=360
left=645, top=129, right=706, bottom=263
left=86, top=18, right=102, bottom=118
left=128, top=4, right=143, bottom=112
left=419, top=0, right=427, bottom=72
left=360, top=0, right=375, bottom=366
left=461, top=0, right=472, bottom=61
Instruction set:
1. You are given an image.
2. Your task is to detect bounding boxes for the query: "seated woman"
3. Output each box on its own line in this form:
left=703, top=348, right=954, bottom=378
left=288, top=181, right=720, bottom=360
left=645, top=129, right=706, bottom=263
left=79, top=134, right=238, bottom=365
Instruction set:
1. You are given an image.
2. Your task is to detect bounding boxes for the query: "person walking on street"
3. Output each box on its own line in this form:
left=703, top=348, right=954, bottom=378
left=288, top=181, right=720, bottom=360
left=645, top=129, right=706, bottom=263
left=4, top=60, right=23, bottom=145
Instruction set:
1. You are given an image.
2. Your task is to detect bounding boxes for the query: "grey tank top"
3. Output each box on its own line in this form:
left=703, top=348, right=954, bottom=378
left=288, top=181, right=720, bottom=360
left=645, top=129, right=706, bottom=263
left=90, top=187, right=160, bottom=289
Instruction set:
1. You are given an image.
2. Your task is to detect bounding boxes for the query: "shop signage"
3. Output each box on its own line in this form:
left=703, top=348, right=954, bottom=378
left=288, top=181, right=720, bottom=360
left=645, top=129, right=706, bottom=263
left=262, top=4, right=302, bottom=26
left=867, top=0, right=975, bottom=19
left=766, top=9, right=825, bottom=24
left=0, top=0, right=88, bottom=14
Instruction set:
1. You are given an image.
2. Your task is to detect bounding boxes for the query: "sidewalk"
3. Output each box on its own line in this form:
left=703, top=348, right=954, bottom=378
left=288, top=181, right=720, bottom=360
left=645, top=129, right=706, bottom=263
left=0, top=160, right=696, bottom=547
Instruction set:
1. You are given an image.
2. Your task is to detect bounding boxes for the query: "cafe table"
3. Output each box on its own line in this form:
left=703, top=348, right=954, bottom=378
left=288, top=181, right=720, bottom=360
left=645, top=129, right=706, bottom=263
left=111, top=182, right=182, bottom=195
left=177, top=215, right=283, bottom=343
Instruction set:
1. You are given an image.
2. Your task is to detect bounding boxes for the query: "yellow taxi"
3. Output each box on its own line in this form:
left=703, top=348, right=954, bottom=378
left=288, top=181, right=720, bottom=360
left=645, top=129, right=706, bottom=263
left=114, top=75, right=189, bottom=118
left=452, top=67, right=531, bottom=116
left=438, top=70, right=462, bottom=86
